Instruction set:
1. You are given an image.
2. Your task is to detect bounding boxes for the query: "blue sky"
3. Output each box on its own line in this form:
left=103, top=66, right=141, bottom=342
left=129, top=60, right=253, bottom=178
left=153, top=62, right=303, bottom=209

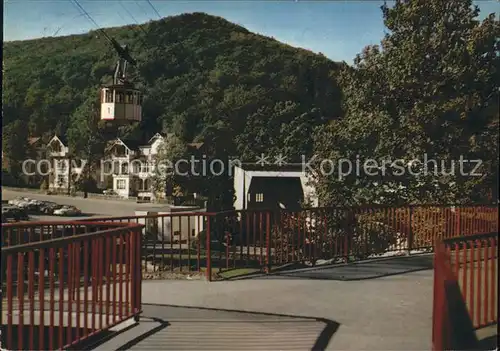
left=4, top=0, right=499, bottom=63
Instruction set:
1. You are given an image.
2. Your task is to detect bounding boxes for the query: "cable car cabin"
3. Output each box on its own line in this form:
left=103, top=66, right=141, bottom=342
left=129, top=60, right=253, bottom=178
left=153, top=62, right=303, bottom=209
left=100, top=85, right=142, bottom=123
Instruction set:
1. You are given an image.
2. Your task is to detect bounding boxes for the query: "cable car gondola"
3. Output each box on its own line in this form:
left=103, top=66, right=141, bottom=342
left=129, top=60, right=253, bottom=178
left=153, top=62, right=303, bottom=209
left=100, top=42, right=142, bottom=124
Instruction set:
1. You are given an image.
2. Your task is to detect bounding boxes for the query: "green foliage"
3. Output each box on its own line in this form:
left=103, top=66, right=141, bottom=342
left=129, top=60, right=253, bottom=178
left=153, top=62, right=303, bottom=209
left=67, top=90, right=106, bottom=192
left=151, top=135, right=188, bottom=198
left=3, top=12, right=341, bottom=164
left=313, top=0, right=499, bottom=206
left=194, top=122, right=236, bottom=211
left=40, top=178, right=49, bottom=191
left=2, top=120, right=29, bottom=179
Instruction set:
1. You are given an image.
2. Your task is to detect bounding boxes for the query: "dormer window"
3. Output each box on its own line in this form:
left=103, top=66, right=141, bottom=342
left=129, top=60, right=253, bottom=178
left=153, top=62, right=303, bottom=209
left=51, top=141, right=61, bottom=152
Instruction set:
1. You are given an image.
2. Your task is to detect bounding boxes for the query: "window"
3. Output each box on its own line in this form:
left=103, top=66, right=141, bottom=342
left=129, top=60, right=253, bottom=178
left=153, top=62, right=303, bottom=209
left=126, top=92, right=133, bottom=104
left=51, top=142, right=61, bottom=152
left=104, top=162, right=112, bottom=173
left=116, top=92, right=124, bottom=103
left=116, top=179, right=126, bottom=190
left=141, top=164, right=150, bottom=173
left=57, top=160, right=67, bottom=171
left=256, top=193, right=264, bottom=202
left=105, top=90, right=113, bottom=103
left=57, top=175, right=65, bottom=186
left=121, top=162, right=129, bottom=174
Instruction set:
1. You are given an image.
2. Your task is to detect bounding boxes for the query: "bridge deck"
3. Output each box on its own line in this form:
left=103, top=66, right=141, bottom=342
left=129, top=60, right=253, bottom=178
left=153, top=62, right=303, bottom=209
left=96, top=257, right=435, bottom=350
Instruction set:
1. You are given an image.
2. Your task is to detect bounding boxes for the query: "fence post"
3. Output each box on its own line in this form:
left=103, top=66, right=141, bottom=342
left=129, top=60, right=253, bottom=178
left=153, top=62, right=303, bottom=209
left=455, top=207, right=461, bottom=236
left=408, top=206, right=413, bottom=255
left=344, top=209, right=351, bottom=262
left=0, top=252, right=4, bottom=351
left=137, top=226, right=143, bottom=318
left=205, top=216, right=212, bottom=282
left=130, top=227, right=142, bottom=321
left=265, top=211, right=272, bottom=273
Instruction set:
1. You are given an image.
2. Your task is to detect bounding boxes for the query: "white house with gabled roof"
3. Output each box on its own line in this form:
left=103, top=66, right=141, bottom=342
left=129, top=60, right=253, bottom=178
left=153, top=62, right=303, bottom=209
left=103, top=133, right=175, bottom=200
left=45, top=135, right=84, bottom=191
left=233, top=163, right=318, bottom=211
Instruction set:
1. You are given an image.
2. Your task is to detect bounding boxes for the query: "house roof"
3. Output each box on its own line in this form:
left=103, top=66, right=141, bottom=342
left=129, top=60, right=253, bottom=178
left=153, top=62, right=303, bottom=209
left=186, top=142, right=204, bottom=150
left=48, top=135, right=68, bottom=146
left=236, top=163, right=306, bottom=172
left=28, top=137, right=41, bottom=146
left=148, top=132, right=174, bottom=144
left=121, top=139, right=143, bottom=151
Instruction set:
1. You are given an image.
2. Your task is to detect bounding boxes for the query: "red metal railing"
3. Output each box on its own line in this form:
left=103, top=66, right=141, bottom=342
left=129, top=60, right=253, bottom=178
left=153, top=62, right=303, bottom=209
left=76, top=212, right=215, bottom=279
left=1, top=221, right=143, bottom=350
left=208, top=205, right=498, bottom=274
left=432, top=232, right=498, bottom=350
left=443, top=233, right=498, bottom=329
left=67, top=205, right=497, bottom=278
left=4, top=205, right=493, bottom=284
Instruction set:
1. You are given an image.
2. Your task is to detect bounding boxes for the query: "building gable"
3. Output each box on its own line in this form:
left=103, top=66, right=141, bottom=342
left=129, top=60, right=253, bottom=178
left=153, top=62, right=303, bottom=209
left=47, top=135, right=67, bottom=152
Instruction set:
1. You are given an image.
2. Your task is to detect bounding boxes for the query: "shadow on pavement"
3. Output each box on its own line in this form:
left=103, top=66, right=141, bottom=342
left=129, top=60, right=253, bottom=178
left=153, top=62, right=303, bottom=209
left=103, top=303, right=340, bottom=350
left=230, top=254, right=434, bottom=281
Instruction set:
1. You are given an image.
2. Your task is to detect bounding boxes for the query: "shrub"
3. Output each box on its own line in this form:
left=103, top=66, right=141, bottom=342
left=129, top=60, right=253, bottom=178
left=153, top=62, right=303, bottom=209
left=40, top=178, right=49, bottom=190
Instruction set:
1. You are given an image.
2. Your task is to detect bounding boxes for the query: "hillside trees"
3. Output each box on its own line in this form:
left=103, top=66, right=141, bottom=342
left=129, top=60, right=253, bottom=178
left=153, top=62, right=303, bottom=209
left=150, top=135, right=189, bottom=199
left=67, top=89, right=106, bottom=195
left=3, top=13, right=341, bottom=165
left=2, top=120, right=29, bottom=182
left=193, top=121, right=236, bottom=211
left=313, top=0, right=500, bottom=205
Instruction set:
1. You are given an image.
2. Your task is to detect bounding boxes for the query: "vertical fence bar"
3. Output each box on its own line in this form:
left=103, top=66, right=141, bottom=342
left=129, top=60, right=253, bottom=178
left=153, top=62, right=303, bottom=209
left=39, top=248, right=45, bottom=349
left=136, top=227, right=142, bottom=315
left=206, top=217, right=212, bottom=281
left=91, top=239, right=96, bottom=334
left=475, top=239, right=481, bottom=327
left=489, top=237, right=496, bottom=323
left=112, top=235, right=117, bottom=323
left=83, top=241, right=89, bottom=338
left=483, top=239, right=489, bottom=327
left=468, top=240, right=475, bottom=324
left=6, top=255, right=13, bottom=350
left=58, top=247, right=64, bottom=349
left=49, top=248, right=55, bottom=350
left=28, top=251, right=35, bottom=351
left=17, top=253, right=24, bottom=351
left=266, top=212, right=271, bottom=273
left=125, top=232, right=131, bottom=316
left=408, top=206, right=413, bottom=254
left=67, top=243, right=73, bottom=345
left=75, top=241, right=81, bottom=344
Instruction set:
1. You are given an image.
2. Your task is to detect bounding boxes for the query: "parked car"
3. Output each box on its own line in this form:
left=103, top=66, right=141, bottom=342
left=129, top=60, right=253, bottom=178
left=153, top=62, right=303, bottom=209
left=23, top=199, right=44, bottom=212
left=7, top=196, right=29, bottom=206
left=39, top=201, right=63, bottom=215
left=2, top=205, right=30, bottom=222
left=53, top=205, right=82, bottom=216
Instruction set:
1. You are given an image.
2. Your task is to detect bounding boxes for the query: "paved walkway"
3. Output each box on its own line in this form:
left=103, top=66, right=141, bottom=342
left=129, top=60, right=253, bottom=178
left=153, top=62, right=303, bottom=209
left=97, top=259, right=434, bottom=350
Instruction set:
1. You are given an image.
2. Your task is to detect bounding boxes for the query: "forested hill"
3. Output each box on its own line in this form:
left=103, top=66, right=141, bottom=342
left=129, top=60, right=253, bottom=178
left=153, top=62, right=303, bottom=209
left=3, top=12, right=342, bottom=161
